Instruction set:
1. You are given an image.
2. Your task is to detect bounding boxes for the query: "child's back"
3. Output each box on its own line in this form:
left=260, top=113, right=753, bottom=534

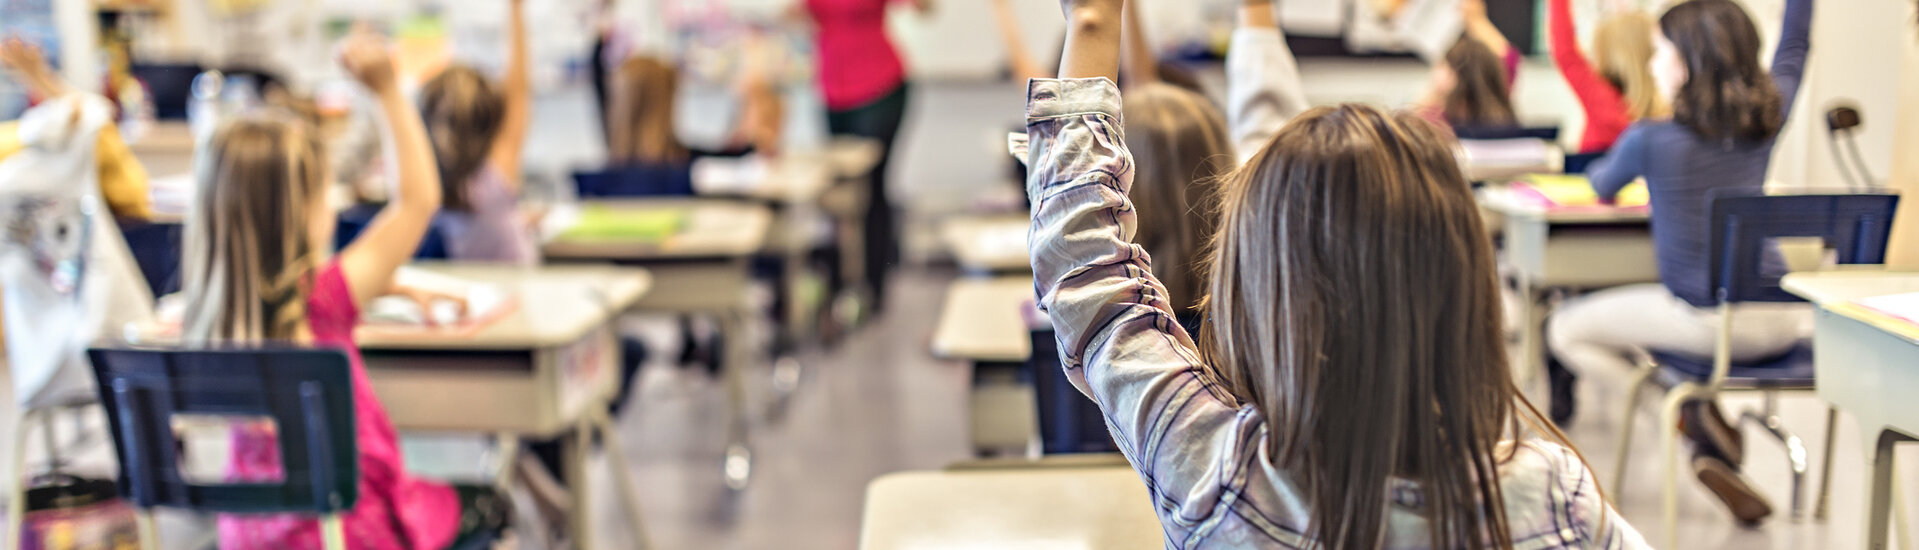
left=183, top=31, right=462, bottom=549
left=421, top=0, right=534, bottom=266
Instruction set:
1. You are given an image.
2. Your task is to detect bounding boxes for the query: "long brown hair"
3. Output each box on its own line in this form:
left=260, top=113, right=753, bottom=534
left=1593, top=12, right=1665, bottom=120
left=1443, top=37, right=1517, bottom=127
left=1661, top=0, right=1782, bottom=142
left=180, top=111, right=327, bottom=343
left=1201, top=104, right=1574, bottom=549
left=608, top=56, right=688, bottom=165
left=1125, top=83, right=1231, bottom=314
left=420, top=65, right=505, bottom=211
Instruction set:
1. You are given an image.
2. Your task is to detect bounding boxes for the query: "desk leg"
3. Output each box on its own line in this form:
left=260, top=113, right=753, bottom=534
left=1517, top=281, right=1547, bottom=390
left=565, top=419, right=595, bottom=550
left=592, top=409, right=651, bottom=549
left=721, top=307, right=754, bottom=491
left=1865, top=428, right=1914, bottom=550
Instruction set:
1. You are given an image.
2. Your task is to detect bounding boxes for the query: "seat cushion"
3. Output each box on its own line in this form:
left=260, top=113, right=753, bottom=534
left=1650, top=344, right=1816, bottom=389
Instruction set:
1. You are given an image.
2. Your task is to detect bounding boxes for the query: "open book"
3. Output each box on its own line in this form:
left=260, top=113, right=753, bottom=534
left=363, top=267, right=516, bottom=330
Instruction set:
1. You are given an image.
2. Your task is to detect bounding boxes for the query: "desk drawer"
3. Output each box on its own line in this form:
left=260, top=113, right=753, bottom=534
left=363, top=327, right=619, bottom=436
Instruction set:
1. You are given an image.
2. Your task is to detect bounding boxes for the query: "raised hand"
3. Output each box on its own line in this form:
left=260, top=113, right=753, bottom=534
left=337, top=29, right=398, bottom=94
left=1057, top=0, right=1124, bottom=81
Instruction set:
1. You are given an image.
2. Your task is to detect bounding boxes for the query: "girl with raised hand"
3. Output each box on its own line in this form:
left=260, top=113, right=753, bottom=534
left=186, top=30, right=470, bottom=549
left=1023, top=0, right=1645, bottom=547
left=1548, top=0, right=1816, bottom=524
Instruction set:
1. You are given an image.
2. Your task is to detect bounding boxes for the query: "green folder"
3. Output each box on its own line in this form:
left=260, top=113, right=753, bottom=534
left=558, top=206, right=688, bottom=243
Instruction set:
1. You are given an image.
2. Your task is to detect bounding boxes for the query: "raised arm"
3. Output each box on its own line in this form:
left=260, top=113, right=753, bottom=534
left=990, top=0, right=1047, bottom=82
left=1770, top=0, right=1813, bottom=120
left=337, top=32, right=444, bottom=306
left=487, top=0, right=531, bottom=192
left=1549, top=0, right=1630, bottom=131
left=0, top=39, right=69, bottom=100
left=1028, top=0, right=1245, bottom=539
left=1120, top=0, right=1159, bottom=89
left=1585, top=124, right=1647, bottom=200
left=1461, top=0, right=1513, bottom=58
left=1226, top=0, right=1309, bottom=164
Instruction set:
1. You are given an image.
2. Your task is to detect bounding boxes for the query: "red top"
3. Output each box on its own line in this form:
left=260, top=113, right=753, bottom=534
left=1549, top=0, right=1632, bottom=154
left=806, top=0, right=909, bottom=111
left=219, top=262, right=461, bottom=550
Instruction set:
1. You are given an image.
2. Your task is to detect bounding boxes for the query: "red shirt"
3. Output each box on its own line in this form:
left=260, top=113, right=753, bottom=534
left=1548, top=0, right=1632, bottom=154
left=806, top=0, right=909, bottom=111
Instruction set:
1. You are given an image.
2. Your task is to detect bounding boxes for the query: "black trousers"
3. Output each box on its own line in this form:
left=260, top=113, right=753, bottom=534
left=826, top=83, right=910, bottom=311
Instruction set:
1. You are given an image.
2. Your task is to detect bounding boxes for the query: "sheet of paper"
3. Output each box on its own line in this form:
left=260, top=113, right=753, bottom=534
left=364, top=267, right=514, bottom=327
left=1511, top=174, right=1650, bottom=208
left=1854, top=292, right=1919, bottom=327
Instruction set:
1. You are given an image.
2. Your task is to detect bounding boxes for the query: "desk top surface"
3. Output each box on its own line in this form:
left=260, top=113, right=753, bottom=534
left=542, top=198, right=772, bottom=261
left=941, top=215, right=1030, bottom=273
left=1784, top=271, right=1919, bottom=342
left=358, top=263, right=650, bottom=350
left=860, top=467, right=1162, bottom=550
left=931, top=276, right=1034, bottom=362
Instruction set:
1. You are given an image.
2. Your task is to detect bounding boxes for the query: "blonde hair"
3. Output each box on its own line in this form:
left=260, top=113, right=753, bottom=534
left=1200, top=104, right=1587, bottom=549
left=420, top=65, right=505, bottom=211
left=608, top=56, right=688, bottom=165
left=180, top=111, right=327, bottom=343
left=1124, top=83, right=1231, bottom=314
left=1593, top=12, right=1666, bottom=119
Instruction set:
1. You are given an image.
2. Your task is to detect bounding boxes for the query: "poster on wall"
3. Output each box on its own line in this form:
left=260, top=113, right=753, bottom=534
left=0, top=0, right=58, bottom=116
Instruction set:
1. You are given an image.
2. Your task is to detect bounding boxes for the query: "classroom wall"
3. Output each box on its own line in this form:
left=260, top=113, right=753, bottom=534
left=1768, top=0, right=1908, bottom=195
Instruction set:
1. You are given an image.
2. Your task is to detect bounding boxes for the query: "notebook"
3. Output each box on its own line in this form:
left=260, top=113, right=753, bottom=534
left=555, top=205, right=688, bottom=243
left=1510, top=174, right=1650, bottom=209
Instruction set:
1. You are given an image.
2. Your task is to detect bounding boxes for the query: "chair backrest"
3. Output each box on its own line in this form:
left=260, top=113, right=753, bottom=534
left=120, top=220, right=182, bottom=297
left=1452, top=125, right=1560, bottom=142
left=86, top=347, right=359, bottom=514
left=1708, top=191, right=1900, bottom=304
left=573, top=164, right=696, bottom=198
left=1562, top=152, right=1605, bottom=174
left=336, top=204, right=448, bottom=260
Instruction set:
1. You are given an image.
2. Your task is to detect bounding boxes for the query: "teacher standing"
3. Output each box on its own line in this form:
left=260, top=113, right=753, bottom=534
left=802, top=0, right=929, bottom=314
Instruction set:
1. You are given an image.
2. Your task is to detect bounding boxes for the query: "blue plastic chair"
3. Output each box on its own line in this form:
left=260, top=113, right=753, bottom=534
left=336, top=204, right=449, bottom=260
left=572, top=164, right=695, bottom=198
left=119, top=221, right=182, bottom=297
left=87, top=346, right=360, bottom=550
left=1610, top=191, right=1898, bottom=539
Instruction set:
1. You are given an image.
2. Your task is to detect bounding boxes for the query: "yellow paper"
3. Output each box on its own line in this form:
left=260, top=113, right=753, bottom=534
left=1521, top=174, right=1649, bottom=208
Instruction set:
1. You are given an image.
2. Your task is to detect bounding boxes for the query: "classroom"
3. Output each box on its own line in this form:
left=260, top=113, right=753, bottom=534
left=2, top=0, right=1918, bottom=548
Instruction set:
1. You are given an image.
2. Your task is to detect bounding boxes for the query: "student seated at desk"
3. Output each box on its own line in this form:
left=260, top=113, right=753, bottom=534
left=420, top=0, right=537, bottom=266
left=1414, top=0, right=1520, bottom=129
left=1025, top=1, right=1645, bottom=548
left=1546, top=0, right=1813, bottom=524
left=176, top=31, right=490, bottom=550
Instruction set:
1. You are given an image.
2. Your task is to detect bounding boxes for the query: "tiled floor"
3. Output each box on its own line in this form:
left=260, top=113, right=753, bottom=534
left=596, top=266, right=1919, bottom=550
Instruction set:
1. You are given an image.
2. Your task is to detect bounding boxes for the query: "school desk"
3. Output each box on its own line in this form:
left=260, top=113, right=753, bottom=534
left=859, top=466, right=1161, bottom=550
left=1782, top=271, right=1919, bottom=550
left=940, top=214, right=1030, bottom=274
left=354, top=263, right=650, bottom=550
left=542, top=197, right=773, bottom=491
left=1478, top=184, right=1657, bottom=384
left=931, top=276, right=1041, bottom=455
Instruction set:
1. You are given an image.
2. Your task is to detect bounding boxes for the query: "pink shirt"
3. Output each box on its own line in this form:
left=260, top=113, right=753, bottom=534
left=219, top=262, right=461, bottom=550
left=805, top=0, right=909, bottom=111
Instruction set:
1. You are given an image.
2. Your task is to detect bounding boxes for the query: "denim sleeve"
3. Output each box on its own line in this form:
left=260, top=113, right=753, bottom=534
left=1771, top=0, right=1814, bottom=120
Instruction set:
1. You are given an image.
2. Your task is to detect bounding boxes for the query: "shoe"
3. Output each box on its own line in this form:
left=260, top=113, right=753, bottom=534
left=1548, top=358, right=1577, bottom=427
left=1693, top=455, right=1773, bottom=526
left=1679, top=400, right=1745, bottom=466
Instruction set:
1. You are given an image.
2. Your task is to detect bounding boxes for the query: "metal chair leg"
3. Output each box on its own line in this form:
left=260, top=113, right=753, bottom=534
left=1814, top=407, right=1838, bottom=521
left=1614, top=366, right=1657, bottom=497
left=6, top=411, right=31, bottom=550
left=320, top=513, right=346, bottom=550
left=1660, top=385, right=1696, bottom=549
left=134, top=510, right=159, bottom=550
left=1739, top=409, right=1809, bottom=519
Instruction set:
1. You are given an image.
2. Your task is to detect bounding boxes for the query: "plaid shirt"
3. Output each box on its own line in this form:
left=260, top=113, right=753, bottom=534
left=1021, top=78, right=1650, bottom=549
